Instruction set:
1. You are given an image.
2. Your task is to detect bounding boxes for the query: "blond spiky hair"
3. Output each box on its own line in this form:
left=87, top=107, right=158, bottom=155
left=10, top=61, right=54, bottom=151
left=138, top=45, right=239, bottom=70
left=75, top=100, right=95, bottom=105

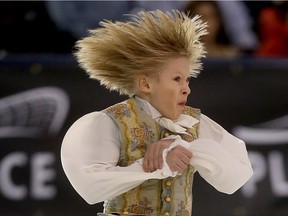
left=74, top=10, right=207, bottom=96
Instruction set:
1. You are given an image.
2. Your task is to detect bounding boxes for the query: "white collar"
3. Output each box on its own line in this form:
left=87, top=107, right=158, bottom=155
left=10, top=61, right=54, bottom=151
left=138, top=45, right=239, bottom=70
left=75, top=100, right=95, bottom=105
left=134, top=96, right=162, bottom=120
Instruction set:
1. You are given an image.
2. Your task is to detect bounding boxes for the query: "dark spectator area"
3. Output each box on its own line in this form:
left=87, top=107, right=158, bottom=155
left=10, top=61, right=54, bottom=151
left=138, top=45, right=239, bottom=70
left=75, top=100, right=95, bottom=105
left=1, top=1, right=287, bottom=57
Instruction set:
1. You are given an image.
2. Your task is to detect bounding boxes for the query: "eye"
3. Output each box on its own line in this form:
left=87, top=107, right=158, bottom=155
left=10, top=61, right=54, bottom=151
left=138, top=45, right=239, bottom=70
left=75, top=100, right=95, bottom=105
left=186, top=77, right=191, bottom=83
left=174, top=76, right=181, bottom=82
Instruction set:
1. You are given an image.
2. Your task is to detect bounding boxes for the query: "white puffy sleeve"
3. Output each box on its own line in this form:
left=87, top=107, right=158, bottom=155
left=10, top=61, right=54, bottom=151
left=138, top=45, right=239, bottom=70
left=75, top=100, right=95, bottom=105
left=190, top=114, right=253, bottom=194
left=61, top=112, right=165, bottom=205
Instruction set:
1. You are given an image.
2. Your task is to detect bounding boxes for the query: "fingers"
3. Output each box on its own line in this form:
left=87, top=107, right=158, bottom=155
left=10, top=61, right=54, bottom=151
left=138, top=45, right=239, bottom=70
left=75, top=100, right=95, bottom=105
left=166, top=146, right=193, bottom=174
left=167, top=156, right=188, bottom=174
left=172, top=162, right=186, bottom=174
left=143, top=139, right=192, bottom=174
left=146, top=145, right=158, bottom=171
left=143, top=151, right=149, bottom=172
left=143, top=139, right=173, bottom=172
left=152, top=140, right=164, bottom=170
left=143, top=143, right=158, bottom=172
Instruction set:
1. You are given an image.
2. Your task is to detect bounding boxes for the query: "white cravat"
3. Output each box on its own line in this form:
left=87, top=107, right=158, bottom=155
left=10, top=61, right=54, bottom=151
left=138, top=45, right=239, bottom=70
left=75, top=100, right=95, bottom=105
left=134, top=96, right=199, bottom=134
left=157, top=114, right=199, bottom=176
left=157, top=114, right=199, bottom=135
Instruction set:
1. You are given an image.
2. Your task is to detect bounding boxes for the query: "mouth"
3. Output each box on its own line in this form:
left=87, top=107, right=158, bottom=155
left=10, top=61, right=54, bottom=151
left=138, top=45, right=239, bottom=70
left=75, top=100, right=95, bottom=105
left=178, top=101, right=186, bottom=106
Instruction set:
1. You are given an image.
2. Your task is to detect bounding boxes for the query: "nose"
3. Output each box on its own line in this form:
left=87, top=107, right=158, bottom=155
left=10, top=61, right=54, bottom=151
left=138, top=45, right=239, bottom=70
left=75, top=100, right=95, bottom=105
left=182, top=82, right=191, bottom=95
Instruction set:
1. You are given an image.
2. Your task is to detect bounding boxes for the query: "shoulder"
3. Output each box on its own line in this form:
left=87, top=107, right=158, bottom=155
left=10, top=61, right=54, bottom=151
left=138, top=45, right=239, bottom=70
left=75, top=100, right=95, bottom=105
left=75, top=111, right=112, bottom=124
left=104, top=98, right=136, bottom=118
left=105, top=100, right=130, bottom=113
left=65, top=111, right=116, bottom=135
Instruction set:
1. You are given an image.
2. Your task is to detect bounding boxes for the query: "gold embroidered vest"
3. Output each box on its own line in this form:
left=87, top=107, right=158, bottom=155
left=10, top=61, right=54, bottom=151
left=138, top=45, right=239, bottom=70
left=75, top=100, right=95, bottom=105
left=103, top=97, right=200, bottom=216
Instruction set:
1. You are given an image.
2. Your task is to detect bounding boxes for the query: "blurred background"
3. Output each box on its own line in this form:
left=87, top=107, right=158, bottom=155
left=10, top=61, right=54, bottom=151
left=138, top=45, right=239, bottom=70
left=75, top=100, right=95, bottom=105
left=0, top=1, right=288, bottom=216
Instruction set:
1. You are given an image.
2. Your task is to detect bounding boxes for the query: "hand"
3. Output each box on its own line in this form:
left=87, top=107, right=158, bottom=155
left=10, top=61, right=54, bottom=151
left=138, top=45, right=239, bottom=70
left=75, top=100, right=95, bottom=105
left=166, top=145, right=192, bottom=175
left=143, top=139, right=174, bottom=172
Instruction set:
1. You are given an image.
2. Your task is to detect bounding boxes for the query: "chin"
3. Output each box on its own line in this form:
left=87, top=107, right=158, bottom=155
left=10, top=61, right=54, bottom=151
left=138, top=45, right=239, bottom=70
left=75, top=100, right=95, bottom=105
left=171, top=114, right=181, bottom=120
left=164, top=110, right=182, bottom=120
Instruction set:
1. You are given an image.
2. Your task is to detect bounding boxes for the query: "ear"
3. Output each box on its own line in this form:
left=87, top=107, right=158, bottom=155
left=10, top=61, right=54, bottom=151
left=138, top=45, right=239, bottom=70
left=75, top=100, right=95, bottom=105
left=136, top=74, right=151, bottom=93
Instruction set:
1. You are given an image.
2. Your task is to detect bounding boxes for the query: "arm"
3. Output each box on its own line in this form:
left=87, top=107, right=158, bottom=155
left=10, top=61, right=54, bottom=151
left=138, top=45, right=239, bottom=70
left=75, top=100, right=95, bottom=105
left=160, top=114, right=253, bottom=194
left=61, top=112, right=165, bottom=204
left=192, top=114, right=253, bottom=194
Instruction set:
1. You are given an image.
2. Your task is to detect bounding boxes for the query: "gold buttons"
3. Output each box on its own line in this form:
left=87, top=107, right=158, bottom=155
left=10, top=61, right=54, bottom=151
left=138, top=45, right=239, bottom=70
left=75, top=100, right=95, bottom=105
left=164, top=212, right=170, bottom=216
left=165, top=196, right=171, bottom=203
left=165, top=180, right=172, bottom=187
left=164, top=132, right=170, bottom=137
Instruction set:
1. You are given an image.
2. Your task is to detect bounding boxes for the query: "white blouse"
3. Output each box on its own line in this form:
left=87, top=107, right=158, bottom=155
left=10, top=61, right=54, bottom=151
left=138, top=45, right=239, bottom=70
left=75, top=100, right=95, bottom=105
left=61, top=97, right=253, bottom=205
